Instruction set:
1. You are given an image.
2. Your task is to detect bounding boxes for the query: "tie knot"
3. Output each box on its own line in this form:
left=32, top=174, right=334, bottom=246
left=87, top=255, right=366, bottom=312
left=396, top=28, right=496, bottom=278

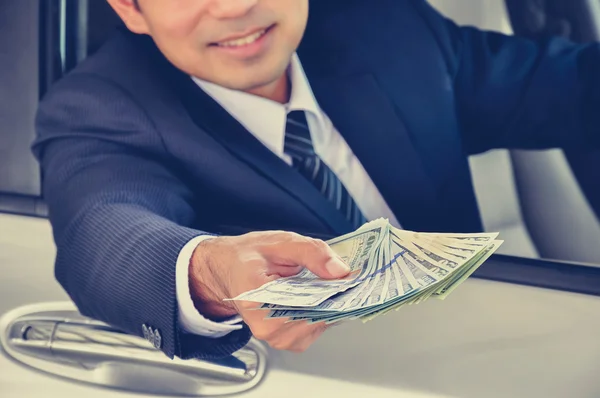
left=284, top=110, right=314, bottom=158
left=287, top=110, right=309, bottom=127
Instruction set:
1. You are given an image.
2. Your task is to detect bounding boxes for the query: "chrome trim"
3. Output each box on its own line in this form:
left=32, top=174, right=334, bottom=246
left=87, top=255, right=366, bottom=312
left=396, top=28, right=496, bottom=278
left=583, top=0, right=600, bottom=39
left=0, top=302, right=268, bottom=396
left=59, top=0, right=67, bottom=71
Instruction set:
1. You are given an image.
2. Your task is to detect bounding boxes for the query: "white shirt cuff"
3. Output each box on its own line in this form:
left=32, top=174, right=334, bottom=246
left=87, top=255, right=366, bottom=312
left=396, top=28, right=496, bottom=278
left=176, top=235, right=243, bottom=338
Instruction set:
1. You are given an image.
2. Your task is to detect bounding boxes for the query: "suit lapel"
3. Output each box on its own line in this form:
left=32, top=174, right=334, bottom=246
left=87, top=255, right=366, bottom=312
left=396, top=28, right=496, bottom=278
left=168, top=68, right=354, bottom=236
left=150, top=15, right=442, bottom=233
left=306, top=72, right=442, bottom=232
left=164, top=53, right=441, bottom=232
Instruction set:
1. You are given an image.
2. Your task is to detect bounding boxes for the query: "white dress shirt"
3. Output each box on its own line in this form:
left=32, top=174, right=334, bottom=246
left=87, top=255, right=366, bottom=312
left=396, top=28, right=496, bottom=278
left=176, top=53, right=400, bottom=337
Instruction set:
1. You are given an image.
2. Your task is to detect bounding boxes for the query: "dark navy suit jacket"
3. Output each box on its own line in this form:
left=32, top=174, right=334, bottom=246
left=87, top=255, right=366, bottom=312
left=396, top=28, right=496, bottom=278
left=32, top=0, right=600, bottom=360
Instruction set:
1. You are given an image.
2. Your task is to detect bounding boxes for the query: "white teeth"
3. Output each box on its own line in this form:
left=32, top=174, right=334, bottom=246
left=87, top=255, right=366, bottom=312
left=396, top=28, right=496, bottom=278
left=218, top=29, right=266, bottom=47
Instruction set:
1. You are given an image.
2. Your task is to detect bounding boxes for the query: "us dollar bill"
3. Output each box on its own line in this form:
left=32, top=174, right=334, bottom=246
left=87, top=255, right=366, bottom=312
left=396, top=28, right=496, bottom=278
left=230, top=218, right=502, bottom=324
left=229, top=220, right=388, bottom=306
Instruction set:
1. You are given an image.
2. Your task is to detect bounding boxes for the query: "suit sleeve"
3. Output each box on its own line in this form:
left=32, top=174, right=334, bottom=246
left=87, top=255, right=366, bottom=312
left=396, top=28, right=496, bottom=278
left=32, top=73, right=251, bottom=360
left=412, top=0, right=600, bottom=155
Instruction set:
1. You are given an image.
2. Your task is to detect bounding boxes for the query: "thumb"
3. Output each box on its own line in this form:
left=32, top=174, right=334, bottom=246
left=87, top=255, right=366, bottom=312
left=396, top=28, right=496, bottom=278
left=321, top=255, right=352, bottom=279
left=267, top=236, right=351, bottom=279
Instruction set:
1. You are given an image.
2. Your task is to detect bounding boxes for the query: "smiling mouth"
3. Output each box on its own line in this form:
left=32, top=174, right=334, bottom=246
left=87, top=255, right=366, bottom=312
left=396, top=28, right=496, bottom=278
left=211, top=25, right=274, bottom=48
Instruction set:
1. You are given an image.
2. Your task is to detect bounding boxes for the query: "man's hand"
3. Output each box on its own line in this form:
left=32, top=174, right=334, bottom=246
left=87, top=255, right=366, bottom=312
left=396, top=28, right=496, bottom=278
left=188, top=231, right=350, bottom=353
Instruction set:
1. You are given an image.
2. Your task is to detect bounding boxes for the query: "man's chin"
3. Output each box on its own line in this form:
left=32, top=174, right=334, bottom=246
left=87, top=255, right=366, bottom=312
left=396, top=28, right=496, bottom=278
left=220, top=70, right=289, bottom=99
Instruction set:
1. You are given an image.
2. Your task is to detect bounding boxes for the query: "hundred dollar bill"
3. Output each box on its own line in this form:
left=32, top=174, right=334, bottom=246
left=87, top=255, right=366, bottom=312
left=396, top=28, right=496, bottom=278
left=411, top=240, right=465, bottom=269
left=336, top=237, right=499, bottom=322
left=302, top=247, right=409, bottom=323
left=265, top=244, right=384, bottom=318
left=389, top=232, right=458, bottom=303
left=396, top=235, right=486, bottom=297
left=360, top=235, right=493, bottom=320
left=393, top=240, right=445, bottom=305
left=394, top=226, right=493, bottom=252
left=316, top=221, right=391, bottom=312
left=336, top=238, right=384, bottom=311
left=267, top=235, right=392, bottom=320
left=396, top=229, right=499, bottom=244
left=265, top=223, right=392, bottom=316
left=349, top=245, right=385, bottom=309
left=375, top=238, right=394, bottom=306
left=290, top=236, right=494, bottom=325
left=355, top=240, right=392, bottom=309
left=383, top=255, right=401, bottom=301
left=434, top=240, right=503, bottom=299
left=358, top=256, right=435, bottom=323
left=391, top=232, right=454, bottom=278
left=229, top=220, right=388, bottom=306
left=242, top=219, right=502, bottom=324
left=282, top=247, right=404, bottom=323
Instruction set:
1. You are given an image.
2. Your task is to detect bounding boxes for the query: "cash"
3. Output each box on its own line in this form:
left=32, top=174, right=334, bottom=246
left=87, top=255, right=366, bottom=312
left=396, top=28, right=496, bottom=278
left=228, top=218, right=503, bottom=324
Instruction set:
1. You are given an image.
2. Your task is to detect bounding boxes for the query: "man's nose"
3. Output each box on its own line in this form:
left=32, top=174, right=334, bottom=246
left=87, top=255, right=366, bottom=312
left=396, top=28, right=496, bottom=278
left=207, top=0, right=259, bottom=19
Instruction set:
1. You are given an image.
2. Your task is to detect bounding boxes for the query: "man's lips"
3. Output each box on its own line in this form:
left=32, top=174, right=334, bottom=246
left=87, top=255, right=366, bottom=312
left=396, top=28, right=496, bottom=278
left=210, top=25, right=275, bottom=48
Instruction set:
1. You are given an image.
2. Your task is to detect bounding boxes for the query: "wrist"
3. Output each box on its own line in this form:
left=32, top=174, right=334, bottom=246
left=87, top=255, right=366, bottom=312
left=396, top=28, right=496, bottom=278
left=189, top=237, right=238, bottom=320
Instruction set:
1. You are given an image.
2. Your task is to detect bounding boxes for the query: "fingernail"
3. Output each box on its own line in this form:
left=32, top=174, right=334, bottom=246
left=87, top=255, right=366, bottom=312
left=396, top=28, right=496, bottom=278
left=325, top=258, right=350, bottom=277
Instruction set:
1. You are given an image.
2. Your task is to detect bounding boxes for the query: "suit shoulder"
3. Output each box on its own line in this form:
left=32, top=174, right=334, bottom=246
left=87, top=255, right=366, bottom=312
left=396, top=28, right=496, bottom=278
left=43, top=30, right=170, bottom=102
left=305, top=0, right=460, bottom=49
left=71, top=30, right=158, bottom=79
left=302, top=0, right=461, bottom=74
left=39, top=29, right=183, bottom=125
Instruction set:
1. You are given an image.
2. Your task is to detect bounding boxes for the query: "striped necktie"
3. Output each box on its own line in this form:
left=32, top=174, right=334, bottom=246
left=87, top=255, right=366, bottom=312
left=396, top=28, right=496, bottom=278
left=284, top=110, right=367, bottom=229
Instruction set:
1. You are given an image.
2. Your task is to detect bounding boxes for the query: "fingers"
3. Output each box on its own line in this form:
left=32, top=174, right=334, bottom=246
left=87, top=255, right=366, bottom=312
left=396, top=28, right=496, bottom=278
left=243, top=309, right=298, bottom=343
left=268, top=264, right=303, bottom=278
left=287, top=322, right=328, bottom=353
left=214, top=231, right=340, bottom=353
left=240, top=304, right=329, bottom=353
left=262, top=233, right=351, bottom=279
left=260, top=321, right=329, bottom=353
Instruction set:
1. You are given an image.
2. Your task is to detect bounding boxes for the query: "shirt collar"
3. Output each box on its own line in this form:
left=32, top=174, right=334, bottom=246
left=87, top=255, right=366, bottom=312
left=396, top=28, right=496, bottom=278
left=191, top=53, right=325, bottom=157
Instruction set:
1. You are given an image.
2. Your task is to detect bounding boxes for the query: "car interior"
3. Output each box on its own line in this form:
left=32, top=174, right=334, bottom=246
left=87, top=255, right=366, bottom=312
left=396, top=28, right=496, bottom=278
left=432, top=0, right=600, bottom=264
left=2, top=1, right=600, bottom=397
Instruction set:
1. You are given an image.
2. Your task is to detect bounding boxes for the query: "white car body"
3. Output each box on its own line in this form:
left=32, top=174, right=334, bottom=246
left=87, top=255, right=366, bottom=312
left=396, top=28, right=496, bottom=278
left=3, top=213, right=600, bottom=398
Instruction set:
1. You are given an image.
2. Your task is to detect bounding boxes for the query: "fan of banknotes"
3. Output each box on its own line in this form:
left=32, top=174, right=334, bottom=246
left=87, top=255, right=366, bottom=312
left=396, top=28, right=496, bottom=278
left=228, top=218, right=503, bottom=324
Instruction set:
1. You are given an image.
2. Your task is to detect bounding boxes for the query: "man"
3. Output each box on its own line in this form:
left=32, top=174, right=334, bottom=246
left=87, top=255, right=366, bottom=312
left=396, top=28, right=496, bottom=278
left=32, top=0, right=600, bottom=361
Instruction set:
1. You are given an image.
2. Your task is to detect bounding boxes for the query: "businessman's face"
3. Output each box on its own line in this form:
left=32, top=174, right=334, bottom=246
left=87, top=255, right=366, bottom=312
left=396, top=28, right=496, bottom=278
left=109, top=0, right=308, bottom=100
